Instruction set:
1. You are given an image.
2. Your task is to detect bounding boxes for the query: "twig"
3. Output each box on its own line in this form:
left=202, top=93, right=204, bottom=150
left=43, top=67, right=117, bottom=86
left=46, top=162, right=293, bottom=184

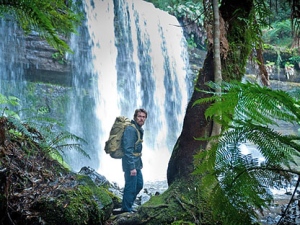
left=277, top=175, right=300, bottom=225
left=175, top=196, right=198, bottom=223
left=6, top=171, right=16, bottom=225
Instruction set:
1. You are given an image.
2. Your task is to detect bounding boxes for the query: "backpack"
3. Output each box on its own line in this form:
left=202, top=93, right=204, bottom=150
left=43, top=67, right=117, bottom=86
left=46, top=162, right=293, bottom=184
left=104, top=116, right=142, bottom=159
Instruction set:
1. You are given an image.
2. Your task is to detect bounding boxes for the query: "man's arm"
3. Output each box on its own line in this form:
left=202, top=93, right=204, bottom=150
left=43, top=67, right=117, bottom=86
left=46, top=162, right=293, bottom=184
left=122, top=126, right=137, bottom=174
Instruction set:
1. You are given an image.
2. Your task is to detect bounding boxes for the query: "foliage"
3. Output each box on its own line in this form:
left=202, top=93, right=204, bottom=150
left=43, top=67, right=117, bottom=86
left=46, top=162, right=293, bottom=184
left=139, top=177, right=218, bottom=225
left=145, top=0, right=205, bottom=49
left=193, top=81, right=300, bottom=224
left=265, top=0, right=291, bottom=24
left=52, top=52, right=67, bottom=64
left=222, top=1, right=269, bottom=81
left=0, top=93, right=89, bottom=164
left=0, top=113, right=112, bottom=225
left=262, top=19, right=293, bottom=47
left=289, top=55, right=300, bottom=64
left=166, top=1, right=204, bottom=23
left=0, top=0, right=83, bottom=53
left=168, top=1, right=205, bottom=49
left=145, top=0, right=200, bottom=12
left=0, top=94, right=20, bottom=118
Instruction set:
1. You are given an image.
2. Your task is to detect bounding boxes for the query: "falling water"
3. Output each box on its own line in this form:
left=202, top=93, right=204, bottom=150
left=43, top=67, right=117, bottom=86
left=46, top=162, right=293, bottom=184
left=0, top=19, right=26, bottom=97
left=0, top=0, right=191, bottom=187
left=66, top=0, right=190, bottom=186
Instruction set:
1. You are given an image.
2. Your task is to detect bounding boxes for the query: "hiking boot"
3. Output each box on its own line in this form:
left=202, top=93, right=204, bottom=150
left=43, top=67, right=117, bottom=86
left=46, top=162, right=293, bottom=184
left=112, top=208, right=125, bottom=215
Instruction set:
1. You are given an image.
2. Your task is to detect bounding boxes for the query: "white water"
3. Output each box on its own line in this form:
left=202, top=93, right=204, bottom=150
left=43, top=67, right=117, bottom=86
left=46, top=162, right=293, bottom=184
left=67, top=0, right=190, bottom=186
left=0, top=0, right=190, bottom=187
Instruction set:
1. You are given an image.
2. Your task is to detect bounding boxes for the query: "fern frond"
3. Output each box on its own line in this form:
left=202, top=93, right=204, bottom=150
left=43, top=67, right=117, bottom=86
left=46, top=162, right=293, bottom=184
left=193, top=142, right=218, bottom=175
left=234, top=84, right=300, bottom=125
left=7, top=116, right=33, bottom=139
left=220, top=124, right=300, bottom=166
left=54, top=144, right=90, bottom=159
left=0, top=0, right=83, bottom=52
left=195, top=81, right=300, bottom=127
left=34, top=126, right=89, bottom=159
left=0, top=93, right=89, bottom=167
left=194, top=81, right=300, bottom=224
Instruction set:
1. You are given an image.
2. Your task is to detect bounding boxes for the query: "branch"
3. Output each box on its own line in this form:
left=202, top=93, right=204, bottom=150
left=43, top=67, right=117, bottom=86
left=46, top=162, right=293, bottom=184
left=276, top=176, right=300, bottom=225
left=231, top=166, right=300, bottom=186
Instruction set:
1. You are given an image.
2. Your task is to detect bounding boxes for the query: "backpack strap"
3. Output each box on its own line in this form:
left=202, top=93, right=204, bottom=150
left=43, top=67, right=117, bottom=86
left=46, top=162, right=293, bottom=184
left=130, top=124, right=143, bottom=157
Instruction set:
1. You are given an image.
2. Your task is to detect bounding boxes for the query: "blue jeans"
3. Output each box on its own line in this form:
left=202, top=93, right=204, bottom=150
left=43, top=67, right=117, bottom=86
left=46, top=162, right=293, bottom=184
left=122, top=169, right=143, bottom=212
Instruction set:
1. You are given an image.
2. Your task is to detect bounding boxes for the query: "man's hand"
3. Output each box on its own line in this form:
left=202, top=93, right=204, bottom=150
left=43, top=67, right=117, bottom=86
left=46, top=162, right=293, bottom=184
left=130, top=169, right=137, bottom=176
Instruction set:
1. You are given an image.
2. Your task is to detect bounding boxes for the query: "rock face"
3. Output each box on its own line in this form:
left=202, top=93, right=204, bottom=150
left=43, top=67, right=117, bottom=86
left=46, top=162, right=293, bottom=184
left=0, top=19, right=69, bottom=71
left=22, top=32, right=73, bottom=86
left=23, top=33, right=70, bottom=73
left=0, top=19, right=82, bottom=86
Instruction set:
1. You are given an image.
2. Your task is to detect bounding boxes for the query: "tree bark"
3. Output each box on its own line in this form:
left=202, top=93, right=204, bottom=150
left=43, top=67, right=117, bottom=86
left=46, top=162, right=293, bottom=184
left=167, top=50, right=214, bottom=185
left=168, top=0, right=254, bottom=185
left=209, top=0, right=222, bottom=140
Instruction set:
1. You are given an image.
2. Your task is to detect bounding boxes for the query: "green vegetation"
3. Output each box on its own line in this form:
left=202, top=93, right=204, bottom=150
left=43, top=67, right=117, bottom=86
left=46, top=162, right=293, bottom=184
left=146, top=0, right=205, bottom=49
left=129, top=1, right=300, bottom=224
left=145, top=0, right=200, bottom=11
left=263, top=19, right=293, bottom=47
left=148, top=0, right=300, bottom=71
left=0, top=93, right=113, bottom=224
left=0, top=0, right=83, bottom=53
left=167, top=1, right=204, bottom=49
left=0, top=94, right=20, bottom=118
left=0, top=1, right=113, bottom=224
left=0, top=92, right=89, bottom=164
left=52, top=52, right=67, bottom=64
left=193, top=81, right=300, bottom=224
left=140, top=178, right=216, bottom=224
left=35, top=184, right=111, bottom=225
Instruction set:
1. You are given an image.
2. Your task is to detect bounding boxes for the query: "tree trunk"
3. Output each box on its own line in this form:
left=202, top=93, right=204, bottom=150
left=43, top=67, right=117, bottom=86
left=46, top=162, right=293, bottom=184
left=167, top=52, right=214, bottom=185
left=209, top=0, right=222, bottom=140
left=168, top=0, right=254, bottom=185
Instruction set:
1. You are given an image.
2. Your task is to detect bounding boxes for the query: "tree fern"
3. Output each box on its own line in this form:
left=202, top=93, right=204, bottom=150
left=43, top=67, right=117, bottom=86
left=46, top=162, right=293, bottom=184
left=193, top=81, right=300, bottom=224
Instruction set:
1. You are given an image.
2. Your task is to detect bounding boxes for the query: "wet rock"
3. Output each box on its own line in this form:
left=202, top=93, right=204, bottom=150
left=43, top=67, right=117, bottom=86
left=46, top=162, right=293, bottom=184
left=78, top=166, right=111, bottom=187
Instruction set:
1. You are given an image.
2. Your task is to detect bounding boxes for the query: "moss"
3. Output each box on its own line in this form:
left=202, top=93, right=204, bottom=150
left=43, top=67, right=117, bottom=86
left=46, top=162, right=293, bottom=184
left=35, top=182, right=113, bottom=225
left=171, top=221, right=196, bottom=225
left=130, top=176, right=228, bottom=225
left=76, top=173, right=121, bottom=209
left=76, top=174, right=96, bottom=186
left=63, top=186, right=104, bottom=224
left=137, top=178, right=217, bottom=225
left=49, top=151, right=71, bottom=170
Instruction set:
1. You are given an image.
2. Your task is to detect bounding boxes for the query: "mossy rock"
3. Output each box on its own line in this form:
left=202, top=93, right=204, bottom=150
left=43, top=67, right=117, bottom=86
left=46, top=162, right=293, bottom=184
left=76, top=168, right=122, bottom=209
left=108, top=178, right=217, bottom=225
left=32, top=182, right=113, bottom=225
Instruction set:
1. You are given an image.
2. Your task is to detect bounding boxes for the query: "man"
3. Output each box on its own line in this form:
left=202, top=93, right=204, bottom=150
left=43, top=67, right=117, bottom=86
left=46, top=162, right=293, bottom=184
left=121, top=108, right=147, bottom=213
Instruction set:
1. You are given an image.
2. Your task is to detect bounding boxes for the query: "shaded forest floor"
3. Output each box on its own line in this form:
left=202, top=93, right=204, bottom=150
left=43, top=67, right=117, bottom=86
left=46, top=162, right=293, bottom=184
left=0, top=117, right=78, bottom=224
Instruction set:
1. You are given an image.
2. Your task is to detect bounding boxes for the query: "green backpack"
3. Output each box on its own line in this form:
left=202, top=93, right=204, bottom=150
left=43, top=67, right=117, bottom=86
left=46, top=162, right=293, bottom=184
left=104, top=116, right=143, bottom=159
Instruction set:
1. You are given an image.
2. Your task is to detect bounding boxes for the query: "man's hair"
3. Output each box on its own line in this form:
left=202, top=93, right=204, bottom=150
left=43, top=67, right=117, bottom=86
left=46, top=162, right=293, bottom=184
left=134, top=108, right=147, bottom=119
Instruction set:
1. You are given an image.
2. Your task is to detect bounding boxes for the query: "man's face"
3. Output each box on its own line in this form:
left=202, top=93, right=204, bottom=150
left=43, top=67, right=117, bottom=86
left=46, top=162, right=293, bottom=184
left=136, top=112, right=147, bottom=127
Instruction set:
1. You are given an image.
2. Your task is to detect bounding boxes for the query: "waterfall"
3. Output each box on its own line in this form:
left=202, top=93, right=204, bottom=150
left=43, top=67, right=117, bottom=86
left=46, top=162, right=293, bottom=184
left=0, top=0, right=191, bottom=187
left=66, top=0, right=190, bottom=186
left=0, top=19, right=26, bottom=97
